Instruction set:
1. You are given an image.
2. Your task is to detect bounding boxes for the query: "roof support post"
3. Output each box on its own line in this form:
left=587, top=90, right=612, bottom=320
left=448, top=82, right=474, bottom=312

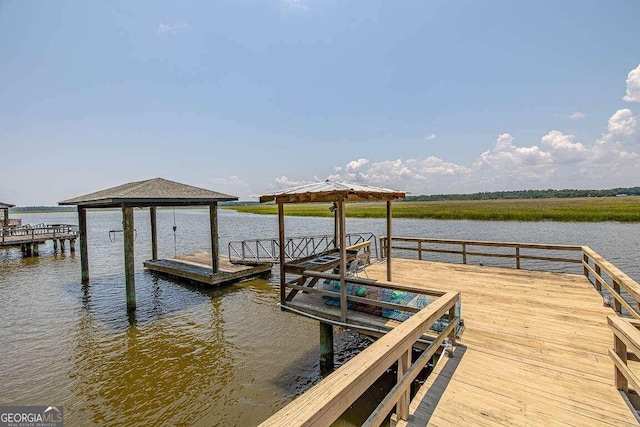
left=386, top=200, right=392, bottom=282
left=333, top=202, right=338, bottom=249
left=278, top=201, right=286, bottom=306
left=209, top=203, right=219, bottom=273
left=122, top=206, right=136, bottom=311
left=338, top=197, right=347, bottom=322
left=78, top=206, right=89, bottom=282
left=150, top=207, right=158, bottom=261
left=3, top=208, right=8, bottom=228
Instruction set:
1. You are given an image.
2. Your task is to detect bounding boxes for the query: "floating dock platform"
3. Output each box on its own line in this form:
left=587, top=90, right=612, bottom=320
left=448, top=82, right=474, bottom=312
left=144, top=251, right=271, bottom=286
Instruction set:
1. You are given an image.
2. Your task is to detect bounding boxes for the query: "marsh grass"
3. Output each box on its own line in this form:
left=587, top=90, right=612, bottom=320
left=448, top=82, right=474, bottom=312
left=224, top=197, right=640, bottom=222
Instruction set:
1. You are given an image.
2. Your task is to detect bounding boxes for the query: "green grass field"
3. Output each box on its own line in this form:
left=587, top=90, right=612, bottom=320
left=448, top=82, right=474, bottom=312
left=224, top=197, right=640, bottom=222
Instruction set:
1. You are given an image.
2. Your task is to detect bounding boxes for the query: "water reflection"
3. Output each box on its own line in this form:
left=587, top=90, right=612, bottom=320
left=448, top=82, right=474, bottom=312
left=70, top=273, right=237, bottom=426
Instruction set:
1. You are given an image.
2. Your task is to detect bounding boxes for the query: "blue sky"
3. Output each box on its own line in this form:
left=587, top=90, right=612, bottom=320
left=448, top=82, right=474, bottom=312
left=1, top=0, right=639, bottom=204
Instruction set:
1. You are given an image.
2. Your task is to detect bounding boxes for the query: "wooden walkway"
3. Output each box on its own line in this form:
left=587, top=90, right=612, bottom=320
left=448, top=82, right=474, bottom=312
left=143, top=252, right=271, bottom=285
left=362, top=259, right=638, bottom=426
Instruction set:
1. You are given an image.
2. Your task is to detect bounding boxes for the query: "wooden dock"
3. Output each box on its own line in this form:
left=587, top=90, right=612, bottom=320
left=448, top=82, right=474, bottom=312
left=367, top=259, right=638, bottom=426
left=261, top=239, right=640, bottom=427
left=0, top=224, right=77, bottom=256
left=144, top=251, right=272, bottom=285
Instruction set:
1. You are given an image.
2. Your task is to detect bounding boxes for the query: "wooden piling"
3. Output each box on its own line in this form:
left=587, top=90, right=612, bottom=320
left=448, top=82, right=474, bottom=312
left=32, top=243, right=39, bottom=256
left=78, top=207, right=89, bottom=282
left=70, top=239, right=76, bottom=253
left=209, top=204, right=219, bottom=273
left=53, top=239, right=58, bottom=251
left=278, top=201, right=286, bottom=306
left=338, top=198, right=347, bottom=322
left=319, top=322, right=334, bottom=374
left=150, top=207, right=158, bottom=261
left=386, top=200, right=392, bottom=281
left=60, top=239, right=65, bottom=252
left=122, top=206, right=136, bottom=311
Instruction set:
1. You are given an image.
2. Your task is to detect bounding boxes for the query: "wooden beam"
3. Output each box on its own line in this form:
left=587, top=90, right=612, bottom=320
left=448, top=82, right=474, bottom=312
left=210, top=203, right=219, bottom=273
left=333, top=202, right=338, bottom=249
left=387, top=200, right=392, bottom=281
left=122, top=206, right=136, bottom=311
left=150, top=207, right=158, bottom=261
left=320, top=322, right=334, bottom=374
left=78, top=206, right=89, bottom=282
left=338, top=198, right=347, bottom=322
left=278, top=201, right=286, bottom=306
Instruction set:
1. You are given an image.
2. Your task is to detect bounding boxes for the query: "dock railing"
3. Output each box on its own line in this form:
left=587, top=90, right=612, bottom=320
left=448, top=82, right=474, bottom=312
left=380, top=236, right=640, bottom=319
left=582, top=246, right=640, bottom=319
left=228, top=232, right=378, bottom=263
left=608, top=315, right=640, bottom=408
left=380, top=236, right=583, bottom=269
left=1, top=224, right=77, bottom=244
left=261, top=291, right=460, bottom=427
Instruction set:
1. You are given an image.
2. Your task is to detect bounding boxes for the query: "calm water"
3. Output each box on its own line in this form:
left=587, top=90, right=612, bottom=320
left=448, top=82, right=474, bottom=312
left=0, top=209, right=638, bottom=426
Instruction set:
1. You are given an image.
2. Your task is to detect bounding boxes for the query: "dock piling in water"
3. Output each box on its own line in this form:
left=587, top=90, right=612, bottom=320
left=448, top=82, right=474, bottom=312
left=122, top=206, right=136, bottom=311
left=319, top=322, right=334, bottom=374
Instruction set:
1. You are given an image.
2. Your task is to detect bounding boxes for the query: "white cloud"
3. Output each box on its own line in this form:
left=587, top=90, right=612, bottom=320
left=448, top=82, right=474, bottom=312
left=273, top=176, right=309, bottom=188
left=346, top=158, right=369, bottom=171
left=569, top=112, right=586, bottom=119
left=282, top=0, right=309, bottom=12
left=210, top=175, right=250, bottom=198
left=157, top=21, right=189, bottom=34
left=424, top=133, right=437, bottom=141
left=606, top=108, right=637, bottom=136
left=333, top=166, right=343, bottom=172
left=623, top=64, right=640, bottom=102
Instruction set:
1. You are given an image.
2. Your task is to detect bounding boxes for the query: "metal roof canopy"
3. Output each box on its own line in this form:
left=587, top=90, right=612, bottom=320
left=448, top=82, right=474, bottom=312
left=259, top=180, right=406, bottom=326
left=0, top=202, right=15, bottom=209
left=259, top=180, right=405, bottom=204
left=59, top=178, right=238, bottom=313
left=60, top=177, right=237, bottom=208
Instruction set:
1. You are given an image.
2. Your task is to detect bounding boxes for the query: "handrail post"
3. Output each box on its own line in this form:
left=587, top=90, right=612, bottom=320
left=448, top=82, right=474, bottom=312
left=516, top=246, right=521, bottom=269
left=396, top=350, right=411, bottom=422
left=583, top=252, right=589, bottom=280
left=595, top=265, right=602, bottom=291
left=612, top=280, right=622, bottom=313
left=614, top=334, right=629, bottom=392
left=418, top=241, right=422, bottom=261
left=448, top=305, right=457, bottom=346
left=462, top=243, right=467, bottom=264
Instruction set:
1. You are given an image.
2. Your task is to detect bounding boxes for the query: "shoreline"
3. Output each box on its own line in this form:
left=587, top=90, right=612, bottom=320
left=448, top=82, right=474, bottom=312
left=223, top=196, right=640, bottom=222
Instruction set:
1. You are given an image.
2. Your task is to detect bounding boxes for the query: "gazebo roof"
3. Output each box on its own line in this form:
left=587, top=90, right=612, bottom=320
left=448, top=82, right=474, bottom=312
left=59, top=177, right=238, bottom=208
left=259, top=180, right=405, bottom=203
left=0, top=202, right=15, bottom=209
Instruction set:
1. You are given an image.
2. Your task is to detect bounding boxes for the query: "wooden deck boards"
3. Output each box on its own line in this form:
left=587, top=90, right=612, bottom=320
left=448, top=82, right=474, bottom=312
left=143, top=251, right=271, bottom=285
left=363, top=259, right=638, bottom=427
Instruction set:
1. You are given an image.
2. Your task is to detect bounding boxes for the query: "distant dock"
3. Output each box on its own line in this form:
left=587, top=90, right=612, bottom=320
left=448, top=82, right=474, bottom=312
left=0, top=224, right=78, bottom=256
left=144, top=251, right=271, bottom=286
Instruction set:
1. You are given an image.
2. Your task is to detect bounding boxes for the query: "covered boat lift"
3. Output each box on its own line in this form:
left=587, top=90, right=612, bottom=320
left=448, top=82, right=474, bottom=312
left=59, top=178, right=241, bottom=311
left=259, top=180, right=409, bottom=371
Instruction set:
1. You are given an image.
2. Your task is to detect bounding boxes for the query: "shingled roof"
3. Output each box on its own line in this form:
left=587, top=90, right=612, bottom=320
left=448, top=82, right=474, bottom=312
left=259, top=180, right=405, bottom=203
left=0, top=202, right=15, bottom=209
left=59, top=178, right=237, bottom=208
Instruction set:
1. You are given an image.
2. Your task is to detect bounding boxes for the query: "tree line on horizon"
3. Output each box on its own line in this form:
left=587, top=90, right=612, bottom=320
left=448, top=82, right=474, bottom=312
left=403, top=186, right=640, bottom=202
